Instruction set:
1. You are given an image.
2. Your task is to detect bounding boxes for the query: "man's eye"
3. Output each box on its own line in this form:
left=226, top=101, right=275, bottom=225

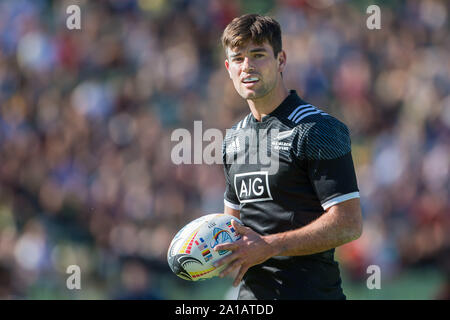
left=233, top=57, right=243, bottom=62
left=254, top=54, right=264, bottom=58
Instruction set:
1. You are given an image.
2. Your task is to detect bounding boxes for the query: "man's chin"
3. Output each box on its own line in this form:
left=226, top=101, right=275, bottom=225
left=240, top=90, right=261, bottom=100
left=242, top=92, right=270, bottom=102
left=242, top=93, right=256, bottom=100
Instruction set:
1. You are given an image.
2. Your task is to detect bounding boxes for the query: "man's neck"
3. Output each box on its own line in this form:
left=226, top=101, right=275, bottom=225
left=247, top=84, right=289, bottom=122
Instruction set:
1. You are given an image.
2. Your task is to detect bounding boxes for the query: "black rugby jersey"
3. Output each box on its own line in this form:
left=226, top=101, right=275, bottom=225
left=222, top=90, right=359, bottom=300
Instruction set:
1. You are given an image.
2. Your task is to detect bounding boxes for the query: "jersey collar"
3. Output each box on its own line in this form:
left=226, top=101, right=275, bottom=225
left=249, top=90, right=307, bottom=123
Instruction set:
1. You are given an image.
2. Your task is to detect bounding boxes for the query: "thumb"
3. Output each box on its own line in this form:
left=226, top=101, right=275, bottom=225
left=231, top=219, right=247, bottom=234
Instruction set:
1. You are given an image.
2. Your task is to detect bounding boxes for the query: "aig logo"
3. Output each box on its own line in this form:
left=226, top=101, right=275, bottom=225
left=234, top=171, right=273, bottom=203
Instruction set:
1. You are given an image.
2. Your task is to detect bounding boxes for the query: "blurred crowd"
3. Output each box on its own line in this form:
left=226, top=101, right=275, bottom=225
left=0, top=0, right=448, bottom=299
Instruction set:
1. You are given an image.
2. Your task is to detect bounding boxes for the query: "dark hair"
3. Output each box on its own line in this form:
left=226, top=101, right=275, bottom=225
left=221, top=14, right=282, bottom=58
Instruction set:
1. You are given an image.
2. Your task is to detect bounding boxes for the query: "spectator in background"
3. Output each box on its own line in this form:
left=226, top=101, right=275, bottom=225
left=113, top=258, right=163, bottom=300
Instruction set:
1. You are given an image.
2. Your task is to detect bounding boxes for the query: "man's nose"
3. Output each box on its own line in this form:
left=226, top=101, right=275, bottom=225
left=242, top=57, right=255, bottom=72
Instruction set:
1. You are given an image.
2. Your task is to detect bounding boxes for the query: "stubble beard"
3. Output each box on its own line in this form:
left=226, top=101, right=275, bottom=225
left=237, top=79, right=266, bottom=100
left=240, top=78, right=278, bottom=102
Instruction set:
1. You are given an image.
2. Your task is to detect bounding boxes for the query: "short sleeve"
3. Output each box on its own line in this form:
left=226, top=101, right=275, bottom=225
left=304, top=118, right=359, bottom=210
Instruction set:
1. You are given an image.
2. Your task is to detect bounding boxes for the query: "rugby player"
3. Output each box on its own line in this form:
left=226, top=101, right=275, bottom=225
left=213, top=14, right=363, bottom=300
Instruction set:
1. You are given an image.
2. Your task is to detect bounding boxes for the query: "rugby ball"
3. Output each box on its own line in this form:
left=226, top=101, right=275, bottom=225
left=167, top=213, right=242, bottom=281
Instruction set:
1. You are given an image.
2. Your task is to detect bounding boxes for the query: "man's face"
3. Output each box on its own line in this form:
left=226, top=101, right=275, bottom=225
left=225, top=41, right=286, bottom=100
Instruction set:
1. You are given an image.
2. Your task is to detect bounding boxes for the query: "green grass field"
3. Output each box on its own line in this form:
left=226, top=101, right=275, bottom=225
left=162, top=267, right=445, bottom=300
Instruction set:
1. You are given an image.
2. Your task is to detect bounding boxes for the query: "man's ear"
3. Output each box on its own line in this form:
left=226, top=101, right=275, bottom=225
left=277, top=50, right=287, bottom=72
left=225, top=59, right=232, bottom=78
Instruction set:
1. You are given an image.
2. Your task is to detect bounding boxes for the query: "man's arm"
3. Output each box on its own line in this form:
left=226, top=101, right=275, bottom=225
left=224, top=204, right=240, bottom=220
left=265, top=197, right=362, bottom=256
left=214, top=198, right=362, bottom=287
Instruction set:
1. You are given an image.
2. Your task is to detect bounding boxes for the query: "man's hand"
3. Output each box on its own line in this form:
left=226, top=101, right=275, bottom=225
left=212, top=219, right=277, bottom=287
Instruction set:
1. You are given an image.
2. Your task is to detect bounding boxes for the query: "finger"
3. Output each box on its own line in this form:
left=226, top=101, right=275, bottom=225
left=218, top=259, right=241, bottom=278
left=214, top=242, right=239, bottom=252
left=213, top=252, right=239, bottom=268
left=231, top=219, right=247, bottom=234
left=233, top=265, right=249, bottom=287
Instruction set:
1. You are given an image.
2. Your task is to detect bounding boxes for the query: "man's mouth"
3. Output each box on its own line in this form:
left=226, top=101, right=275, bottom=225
left=242, top=76, right=259, bottom=84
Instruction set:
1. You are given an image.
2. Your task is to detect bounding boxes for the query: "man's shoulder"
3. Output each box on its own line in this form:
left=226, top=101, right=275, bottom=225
left=296, top=112, right=348, bottom=135
left=272, top=98, right=345, bottom=132
left=224, top=113, right=252, bottom=136
left=222, top=113, right=252, bottom=156
left=298, top=113, right=352, bottom=160
left=283, top=103, right=352, bottom=160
